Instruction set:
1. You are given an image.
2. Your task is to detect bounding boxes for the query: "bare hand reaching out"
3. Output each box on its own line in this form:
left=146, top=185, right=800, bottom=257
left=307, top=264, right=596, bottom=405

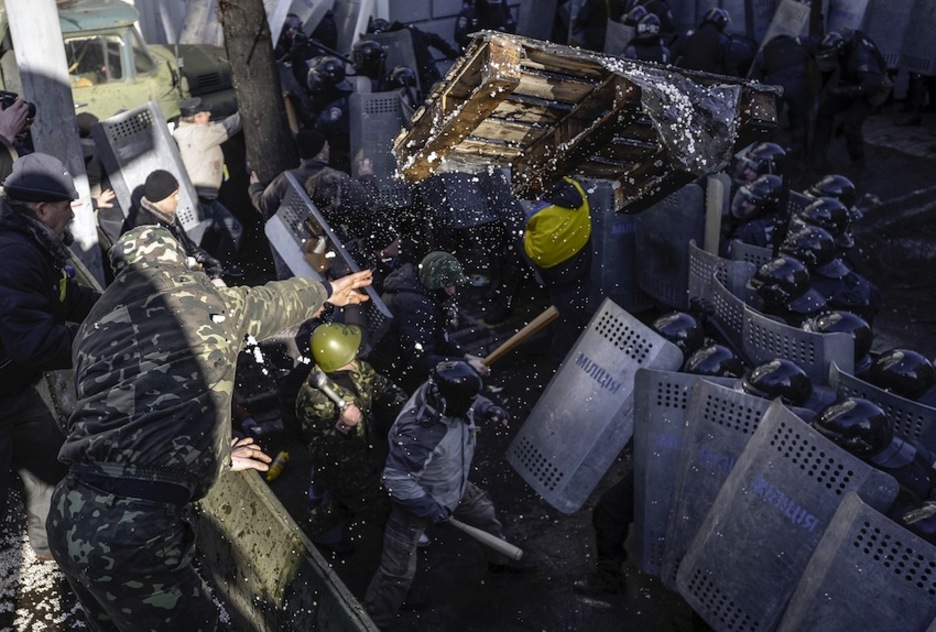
left=230, top=436, right=273, bottom=472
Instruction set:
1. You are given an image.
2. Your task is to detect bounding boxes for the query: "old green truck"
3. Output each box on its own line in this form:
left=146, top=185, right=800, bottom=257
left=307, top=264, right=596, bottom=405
left=0, top=0, right=236, bottom=120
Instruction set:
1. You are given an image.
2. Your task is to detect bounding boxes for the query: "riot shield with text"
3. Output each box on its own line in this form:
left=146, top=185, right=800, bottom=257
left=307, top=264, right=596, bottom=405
left=777, top=492, right=936, bottom=632
left=507, top=299, right=683, bottom=514
left=264, top=172, right=393, bottom=352
left=661, top=380, right=812, bottom=589
left=633, top=369, right=736, bottom=578
left=676, top=401, right=899, bottom=632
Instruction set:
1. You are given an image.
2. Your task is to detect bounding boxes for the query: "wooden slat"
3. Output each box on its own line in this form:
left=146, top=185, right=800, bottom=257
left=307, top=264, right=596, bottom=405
left=512, top=74, right=642, bottom=198
left=473, top=117, right=544, bottom=145
left=396, top=35, right=523, bottom=181
left=512, top=72, right=599, bottom=104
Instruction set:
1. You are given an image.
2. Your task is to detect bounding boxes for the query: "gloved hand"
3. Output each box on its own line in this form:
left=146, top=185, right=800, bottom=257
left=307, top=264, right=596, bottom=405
left=484, top=405, right=510, bottom=426
left=432, top=505, right=451, bottom=525
left=829, top=83, right=862, bottom=99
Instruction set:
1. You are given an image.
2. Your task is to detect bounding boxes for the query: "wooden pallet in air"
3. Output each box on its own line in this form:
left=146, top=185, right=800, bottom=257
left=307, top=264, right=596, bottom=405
left=393, top=31, right=779, bottom=210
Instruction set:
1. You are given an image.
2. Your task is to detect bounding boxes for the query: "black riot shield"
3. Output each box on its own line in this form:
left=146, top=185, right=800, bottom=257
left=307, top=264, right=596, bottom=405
left=829, top=362, right=936, bottom=454
left=633, top=369, right=736, bottom=578
left=777, top=492, right=936, bottom=632
left=676, top=400, right=899, bottom=632
left=507, top=299, right=683, bottom=514
left=264, top=172, right=393, bottom=352
left=92, top=102, right=207, bottom=243
left=635, top=183, right=705, bottom=310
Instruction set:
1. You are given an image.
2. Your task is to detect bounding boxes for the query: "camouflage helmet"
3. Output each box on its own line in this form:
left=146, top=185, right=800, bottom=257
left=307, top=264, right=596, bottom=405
left=310, top=323, right=362, bottom=373
left=418, top=251, right=467, bottom=290
left=110, top=225, right=186, bottom=276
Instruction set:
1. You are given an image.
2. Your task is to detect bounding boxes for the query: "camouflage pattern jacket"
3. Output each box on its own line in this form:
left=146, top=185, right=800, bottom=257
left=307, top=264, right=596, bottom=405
left=296, top=360, right=407, bottom=487
left=60, top=226, right=329, bottom=500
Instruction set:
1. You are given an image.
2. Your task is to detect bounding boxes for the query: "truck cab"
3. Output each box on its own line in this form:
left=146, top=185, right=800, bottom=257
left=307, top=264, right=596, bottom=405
left=0, top=0, right=236, bottom=121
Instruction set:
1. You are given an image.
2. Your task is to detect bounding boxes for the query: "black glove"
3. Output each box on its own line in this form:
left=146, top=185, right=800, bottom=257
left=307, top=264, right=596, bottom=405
left=432, top=505, right=451, bottom=525
left=484, top=405, right=510, bottom=425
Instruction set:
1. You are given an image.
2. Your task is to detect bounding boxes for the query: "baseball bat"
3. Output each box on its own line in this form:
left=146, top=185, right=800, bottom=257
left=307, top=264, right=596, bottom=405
left=448, top=517, right=524, bottom=561
left=482, top=305, right=560, bottom=366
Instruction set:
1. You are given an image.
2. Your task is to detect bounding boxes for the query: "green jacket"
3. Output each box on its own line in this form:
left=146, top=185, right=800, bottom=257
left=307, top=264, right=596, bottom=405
left=61, top=225, right=330, bottom=500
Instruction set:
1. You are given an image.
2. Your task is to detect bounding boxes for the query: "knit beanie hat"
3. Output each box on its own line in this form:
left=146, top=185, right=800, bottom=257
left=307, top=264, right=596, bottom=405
left=297, top=129, right=327, bottom=159
left=144, top=170, right=179, bottom=203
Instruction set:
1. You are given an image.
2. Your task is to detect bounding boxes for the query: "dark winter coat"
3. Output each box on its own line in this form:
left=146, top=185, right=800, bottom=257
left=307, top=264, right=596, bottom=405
left=676, top=22, right=735, bottom=75
left=249, top=158, right=329, bottom=220
left=376, top=263, right=465, bottom=385
left=0, top=203, right=99, bottom=397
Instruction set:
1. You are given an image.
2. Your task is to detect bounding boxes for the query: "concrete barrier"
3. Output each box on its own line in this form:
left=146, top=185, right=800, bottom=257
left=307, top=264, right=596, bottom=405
left=194, top=469, right=378, bottom=632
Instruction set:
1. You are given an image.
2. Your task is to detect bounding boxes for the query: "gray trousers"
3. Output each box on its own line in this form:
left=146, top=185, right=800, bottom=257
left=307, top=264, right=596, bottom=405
left=363, top=482, right=507, bottom=628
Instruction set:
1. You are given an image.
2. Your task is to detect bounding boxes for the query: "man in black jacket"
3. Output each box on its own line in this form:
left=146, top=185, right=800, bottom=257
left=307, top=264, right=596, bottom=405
left=0, top=152, right=99, bottom=561
left=122, top=169, right=226, bottom=283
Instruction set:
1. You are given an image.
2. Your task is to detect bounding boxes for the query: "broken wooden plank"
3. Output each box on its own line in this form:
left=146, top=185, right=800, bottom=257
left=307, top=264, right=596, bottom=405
left=395, top=35, right=523, bottom=182
left=512, top=74, right=641, bottom=198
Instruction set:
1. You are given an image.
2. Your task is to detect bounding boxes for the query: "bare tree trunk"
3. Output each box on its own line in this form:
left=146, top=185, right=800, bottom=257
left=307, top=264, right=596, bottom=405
left=218, top=0, right=297, bottom=182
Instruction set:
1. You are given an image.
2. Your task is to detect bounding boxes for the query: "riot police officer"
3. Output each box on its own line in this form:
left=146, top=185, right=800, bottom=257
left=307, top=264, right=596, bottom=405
left=726, top=173, right=784, bottom=250
left=621, top=13, right=671, bottom=64
left=684, top=343, right=747, bottom=378
left=802, top=310, right=874, bottom=377
left=814, top=397, right=936, bottom=542
left=747, top=255, right=827, bottom=327
left=307, top=56, right=354, bottom=173
left=867, top=349, right=936, bottom=402
left=454, top=0, right=517, bottom=51
left=675, top=8, right=736, bottom=76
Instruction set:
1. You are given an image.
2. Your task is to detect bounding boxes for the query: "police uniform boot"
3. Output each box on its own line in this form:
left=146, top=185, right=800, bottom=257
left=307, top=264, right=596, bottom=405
left=573, top=561, right=626, bottom=597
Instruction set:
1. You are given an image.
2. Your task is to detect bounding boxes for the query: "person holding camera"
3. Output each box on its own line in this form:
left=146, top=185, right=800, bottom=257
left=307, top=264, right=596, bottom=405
left=0, top=94, right=33, bottom=181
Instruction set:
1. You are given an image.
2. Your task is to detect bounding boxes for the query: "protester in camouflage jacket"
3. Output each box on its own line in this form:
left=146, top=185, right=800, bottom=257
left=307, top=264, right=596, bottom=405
left=46, top=225, right=372, bottom=631
left=296, top=324, right=408, bottom=539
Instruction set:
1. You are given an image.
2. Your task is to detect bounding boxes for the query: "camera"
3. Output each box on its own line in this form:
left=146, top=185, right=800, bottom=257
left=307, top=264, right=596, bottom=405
left=0, top=90, right=37, bottom=119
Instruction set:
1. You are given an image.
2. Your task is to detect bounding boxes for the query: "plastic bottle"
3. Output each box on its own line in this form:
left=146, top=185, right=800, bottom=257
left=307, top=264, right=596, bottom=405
left=265, top=450, right=290, bottom=482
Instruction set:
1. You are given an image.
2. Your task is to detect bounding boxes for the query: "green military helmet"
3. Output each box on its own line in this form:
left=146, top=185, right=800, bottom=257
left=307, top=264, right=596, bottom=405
left=418, top=251, right=467, bottom=290
left=310, top=323, right=362, bottom=372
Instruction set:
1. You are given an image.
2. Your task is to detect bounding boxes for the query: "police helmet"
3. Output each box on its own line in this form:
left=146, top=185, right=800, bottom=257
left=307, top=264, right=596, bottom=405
left=309, top=323, right=362, bottom=373
left=636, top=13, right=662, bottom=37
left=418, top=251, right=467, bottom=290
left=868, top=349, right=936, bottom=401
left=813, top=397, right=892, bottom=458
left=778, top=224, right=842, bottom=272
left=388, top=65, right=418, bottom=89
left=431, top=360, right=483, bottom=417
left=368, top=17, right=392, bottom=33
left=685, top=344, right=746, bottom=378
left=308, top=56, right=352, bottom=92
left=741, top=358, right=813, bottom=407
left=352, top=40, right=387, bottom=75
left=733, top=142, right=786, bottom=182
left=797, top=197, right=852, bottom=242
left=803, top=311, right=873, bottom=372
left=702, top=8, right=730, bottom=30
left=652, top=311, right=705, bottom=356
left=749, top=255, right=827, bottom=316
left=730, top=174, right=783, bottom=220
left=816, top=31, right=846, bottom=72
left=807, top=174, right=856, bottom=209
left=623, top=5, right=649, bottom=26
